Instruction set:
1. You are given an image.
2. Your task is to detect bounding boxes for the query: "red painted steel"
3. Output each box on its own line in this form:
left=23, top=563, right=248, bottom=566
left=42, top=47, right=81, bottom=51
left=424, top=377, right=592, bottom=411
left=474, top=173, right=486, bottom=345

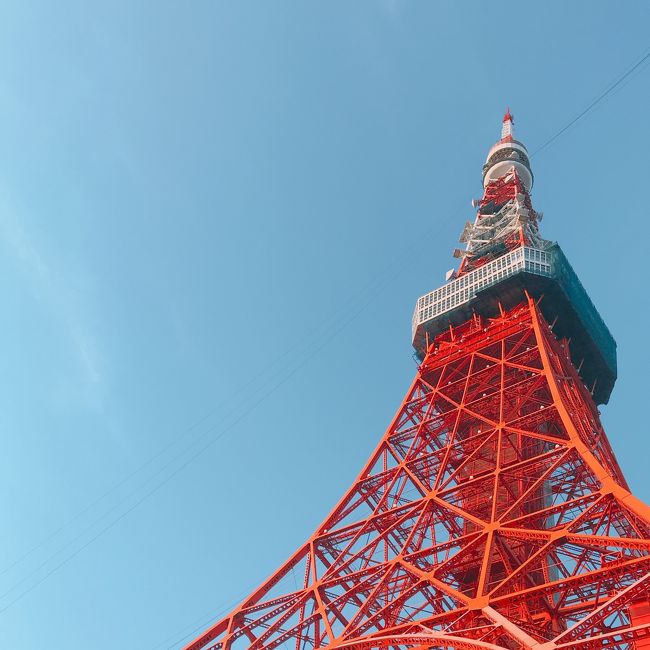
left=458, top=169, right=540, bottom=277
left=184, top=300, right=650, bottom=650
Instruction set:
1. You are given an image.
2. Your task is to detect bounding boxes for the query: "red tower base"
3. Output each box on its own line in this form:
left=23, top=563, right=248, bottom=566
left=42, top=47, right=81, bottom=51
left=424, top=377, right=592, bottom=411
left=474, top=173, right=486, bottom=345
left=185, top=299, right=650, bottom=650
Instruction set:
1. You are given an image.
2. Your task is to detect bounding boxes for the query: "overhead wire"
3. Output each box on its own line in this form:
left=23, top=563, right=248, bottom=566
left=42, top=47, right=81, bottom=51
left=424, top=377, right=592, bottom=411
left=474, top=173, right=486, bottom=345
left=0, top=211, right=458, bottom=579
left=148, top=42, right=650, bottom=650
left=0, top=201, right=465, bottom=615
left=150, top=584, right=256, bottom=650
left=530, top=45, right=650, bottom=156
left=2, top=40, right=649, bottom=648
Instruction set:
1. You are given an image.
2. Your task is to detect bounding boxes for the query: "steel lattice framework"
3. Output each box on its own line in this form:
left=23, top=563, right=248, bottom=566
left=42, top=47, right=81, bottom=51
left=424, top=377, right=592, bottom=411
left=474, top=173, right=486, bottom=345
left=183, top=113, right=650, bottom=650
left=456, top=168, right=543, bottom=277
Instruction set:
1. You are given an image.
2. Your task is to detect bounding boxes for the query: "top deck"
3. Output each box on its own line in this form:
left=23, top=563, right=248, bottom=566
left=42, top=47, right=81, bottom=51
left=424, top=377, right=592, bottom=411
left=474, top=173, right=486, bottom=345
left=412, top=244, right=617, bottom=404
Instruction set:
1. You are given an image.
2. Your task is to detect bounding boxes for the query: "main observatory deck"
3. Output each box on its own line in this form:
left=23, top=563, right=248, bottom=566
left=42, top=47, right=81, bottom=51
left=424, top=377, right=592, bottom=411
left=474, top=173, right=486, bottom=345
left=412, top=243, right=617, bottom=404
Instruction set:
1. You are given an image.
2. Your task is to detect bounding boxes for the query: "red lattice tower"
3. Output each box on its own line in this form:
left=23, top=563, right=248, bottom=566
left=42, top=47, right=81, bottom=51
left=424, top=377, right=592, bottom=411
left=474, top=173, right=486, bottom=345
left=183, top=113, right=650, bottom=650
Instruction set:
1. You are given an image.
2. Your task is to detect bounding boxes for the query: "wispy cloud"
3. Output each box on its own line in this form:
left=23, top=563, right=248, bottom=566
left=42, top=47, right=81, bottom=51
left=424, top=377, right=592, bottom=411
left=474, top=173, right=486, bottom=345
left=383, top=0, right=406, bottom=17
left=0, top=189, right=105, bottom=407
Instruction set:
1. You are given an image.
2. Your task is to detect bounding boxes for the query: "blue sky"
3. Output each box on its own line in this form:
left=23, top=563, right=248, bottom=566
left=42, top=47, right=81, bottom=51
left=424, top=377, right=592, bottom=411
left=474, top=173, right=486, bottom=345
left=0, top=2, right=648, bottom=648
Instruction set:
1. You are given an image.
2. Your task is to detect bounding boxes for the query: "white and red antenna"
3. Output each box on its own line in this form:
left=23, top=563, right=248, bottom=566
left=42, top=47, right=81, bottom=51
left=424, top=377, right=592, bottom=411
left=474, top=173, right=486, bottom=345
left=501, top=108, right=514, bottom=140
left=456, top=111, right=542, bottom=276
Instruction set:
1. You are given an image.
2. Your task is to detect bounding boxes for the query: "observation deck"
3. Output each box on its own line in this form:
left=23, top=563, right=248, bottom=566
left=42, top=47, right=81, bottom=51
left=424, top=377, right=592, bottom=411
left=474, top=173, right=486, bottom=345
left=412, top=244, right=617, bottom=404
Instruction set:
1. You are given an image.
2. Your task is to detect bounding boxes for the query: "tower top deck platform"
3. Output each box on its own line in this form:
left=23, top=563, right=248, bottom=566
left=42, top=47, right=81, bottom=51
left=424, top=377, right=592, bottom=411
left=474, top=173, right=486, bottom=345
left=411, top=243, right=617, bottom=404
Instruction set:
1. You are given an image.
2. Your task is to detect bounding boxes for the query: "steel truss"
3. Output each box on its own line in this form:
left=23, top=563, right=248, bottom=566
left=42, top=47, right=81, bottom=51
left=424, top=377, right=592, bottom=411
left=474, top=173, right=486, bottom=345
left=184, top=299, right=650, bottom=650
left=458, top=169, right=544, bottom=276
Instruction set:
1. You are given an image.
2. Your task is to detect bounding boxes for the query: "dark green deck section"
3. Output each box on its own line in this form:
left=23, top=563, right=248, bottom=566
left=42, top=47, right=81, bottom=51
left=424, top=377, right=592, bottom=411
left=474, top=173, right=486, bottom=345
left=412, top=244, right=616, bottom=405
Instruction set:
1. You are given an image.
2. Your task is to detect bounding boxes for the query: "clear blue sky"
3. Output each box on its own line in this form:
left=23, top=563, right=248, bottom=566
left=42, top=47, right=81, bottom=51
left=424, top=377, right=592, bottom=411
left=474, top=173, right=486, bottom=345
left=0, top=2, right=648, bottom=648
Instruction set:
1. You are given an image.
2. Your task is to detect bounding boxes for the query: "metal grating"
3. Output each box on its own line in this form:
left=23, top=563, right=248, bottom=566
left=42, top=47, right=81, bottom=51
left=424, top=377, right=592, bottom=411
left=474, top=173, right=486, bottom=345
left=412, top=246, right=552, bottom=338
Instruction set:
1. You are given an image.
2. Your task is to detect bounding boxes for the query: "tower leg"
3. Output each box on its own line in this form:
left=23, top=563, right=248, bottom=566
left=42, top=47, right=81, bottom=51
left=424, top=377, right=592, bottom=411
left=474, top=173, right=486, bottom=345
left=184, top=301, right=650, bottom=650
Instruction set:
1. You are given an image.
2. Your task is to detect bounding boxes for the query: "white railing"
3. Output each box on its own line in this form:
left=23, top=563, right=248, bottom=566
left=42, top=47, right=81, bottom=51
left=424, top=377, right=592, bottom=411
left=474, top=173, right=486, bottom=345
left=412, top=246, right=552, bottom=338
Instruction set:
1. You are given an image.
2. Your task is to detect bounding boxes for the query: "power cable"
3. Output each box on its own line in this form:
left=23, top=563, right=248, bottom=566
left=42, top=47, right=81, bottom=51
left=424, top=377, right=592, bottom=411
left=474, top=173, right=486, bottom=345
left=0, top=204, right=462, bottom=616
left=151, top=586, right=255, bottom=650
left=531, top=45, right=650, bottom=156
left=149, top=43, right=650, bottom=649
left=0, top=210, right=456, bottom=580
left=4, top=41, right=650, bottom=644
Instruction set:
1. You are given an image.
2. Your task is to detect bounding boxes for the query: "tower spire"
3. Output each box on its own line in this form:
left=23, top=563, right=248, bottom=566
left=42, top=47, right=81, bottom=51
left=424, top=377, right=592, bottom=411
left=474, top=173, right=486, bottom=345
left=455, top=112, right=540, bottom=277
left=501, top=107, right=514, bottom=140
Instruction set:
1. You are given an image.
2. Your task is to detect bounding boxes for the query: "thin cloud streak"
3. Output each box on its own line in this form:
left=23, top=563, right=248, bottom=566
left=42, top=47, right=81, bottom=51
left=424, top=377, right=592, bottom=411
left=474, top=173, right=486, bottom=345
left=0, top=189, right=105, bottom=403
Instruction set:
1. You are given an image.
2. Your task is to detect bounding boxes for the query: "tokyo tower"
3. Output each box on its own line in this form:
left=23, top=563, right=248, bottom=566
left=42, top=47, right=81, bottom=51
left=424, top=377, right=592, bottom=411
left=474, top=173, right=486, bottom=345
left=184, top=112, right=650, bottom=650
